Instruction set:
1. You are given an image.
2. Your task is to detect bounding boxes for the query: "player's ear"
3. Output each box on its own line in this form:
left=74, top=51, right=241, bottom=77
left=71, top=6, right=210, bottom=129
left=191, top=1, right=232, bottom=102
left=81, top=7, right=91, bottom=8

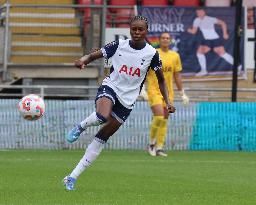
left=145, top=28, right=148, bottom=34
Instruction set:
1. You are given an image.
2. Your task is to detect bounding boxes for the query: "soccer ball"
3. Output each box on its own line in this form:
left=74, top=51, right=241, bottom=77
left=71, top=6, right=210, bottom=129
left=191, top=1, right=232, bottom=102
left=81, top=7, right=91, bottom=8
left=18, top=94, right=45, bottom=121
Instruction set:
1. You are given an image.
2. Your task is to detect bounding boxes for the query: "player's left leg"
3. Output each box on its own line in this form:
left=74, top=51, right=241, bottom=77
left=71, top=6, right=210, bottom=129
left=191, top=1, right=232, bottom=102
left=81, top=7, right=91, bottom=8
left=64, top=116, right=122, bottom=190
left=149, top=105, right=164, bottom=156
left=64, top=97, right=132, bottom=191
left=67, top=85, right=114, bottom=143
left=214, top=46, right=234, bottom=65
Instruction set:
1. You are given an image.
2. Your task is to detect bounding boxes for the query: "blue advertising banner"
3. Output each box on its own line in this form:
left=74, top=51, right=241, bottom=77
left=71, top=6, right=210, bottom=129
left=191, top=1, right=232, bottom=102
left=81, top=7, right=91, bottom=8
left=138, top=7, right=244, bottom=80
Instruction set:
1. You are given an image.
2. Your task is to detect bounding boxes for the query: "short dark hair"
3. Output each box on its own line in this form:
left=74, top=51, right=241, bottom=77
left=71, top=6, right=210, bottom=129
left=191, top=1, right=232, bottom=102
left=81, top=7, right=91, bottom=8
left=196, top=7, right=205, bottom=11
left=130, top=15, right=148, bottom=29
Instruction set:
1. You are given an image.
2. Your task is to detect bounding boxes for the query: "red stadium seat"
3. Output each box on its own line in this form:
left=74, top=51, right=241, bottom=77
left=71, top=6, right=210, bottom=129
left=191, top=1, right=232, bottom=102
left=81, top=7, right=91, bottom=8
left=78, top=0, right=103, bottom=12
left=79, top=0, right=103, bottom=24
left=109, top=0, right=136, bottom=13
left=114, top=8, right=134, bottom=27
left=173, top=0, right=200, bottom=6
left=78, top=0, right=103, bottom=5
left=78, top=0, right=103, bottom=37
left=109, top=0, right=136, bottom=6
left=141, top=0, right=168, bottom=6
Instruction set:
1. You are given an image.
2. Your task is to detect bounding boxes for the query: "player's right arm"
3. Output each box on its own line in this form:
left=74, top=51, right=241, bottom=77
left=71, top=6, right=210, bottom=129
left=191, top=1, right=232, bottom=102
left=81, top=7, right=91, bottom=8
left=187, top=27, right=198, bottom=34
left=75, top=40, right=119, bottom=69
left=74, top=50, right=103, bottom=69
left=187, top=18, right=199, bottom=34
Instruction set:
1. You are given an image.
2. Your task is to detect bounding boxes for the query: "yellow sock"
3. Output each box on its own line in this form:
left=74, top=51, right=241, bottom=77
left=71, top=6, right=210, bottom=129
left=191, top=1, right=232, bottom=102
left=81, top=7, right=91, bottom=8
left=156, top=118, right=168, bottom=150
left=149, top=116, right=164, bottom=145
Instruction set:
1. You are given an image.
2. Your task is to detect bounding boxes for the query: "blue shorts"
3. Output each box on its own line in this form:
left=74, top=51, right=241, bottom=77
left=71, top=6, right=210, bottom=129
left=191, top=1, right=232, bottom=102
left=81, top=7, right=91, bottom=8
left=95, top=85, right=132, bottom=123
left=201, top=39, right=223, bottom=48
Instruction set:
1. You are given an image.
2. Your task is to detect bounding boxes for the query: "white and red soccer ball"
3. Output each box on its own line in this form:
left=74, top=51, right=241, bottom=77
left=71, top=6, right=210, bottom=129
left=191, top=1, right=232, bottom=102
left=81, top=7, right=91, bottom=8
left=18, top=94, right=45, bottom=121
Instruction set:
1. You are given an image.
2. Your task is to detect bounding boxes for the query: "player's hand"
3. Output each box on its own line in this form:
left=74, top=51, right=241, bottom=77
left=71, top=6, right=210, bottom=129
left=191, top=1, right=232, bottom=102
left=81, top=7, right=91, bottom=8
left=223, top=33, right=229, bottom=40
left=187, top=28, right=192, bottom=33
left=74, top=59, right=85, bottom=69
left=167, top=104, right=176, bottom=113
left=179, top=90, right=189, bottom=106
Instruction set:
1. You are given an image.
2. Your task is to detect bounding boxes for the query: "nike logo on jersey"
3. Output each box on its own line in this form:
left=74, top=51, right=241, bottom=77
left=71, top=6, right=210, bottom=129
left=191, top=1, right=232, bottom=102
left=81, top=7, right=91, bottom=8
left=119, top=65, right=141, bottom=77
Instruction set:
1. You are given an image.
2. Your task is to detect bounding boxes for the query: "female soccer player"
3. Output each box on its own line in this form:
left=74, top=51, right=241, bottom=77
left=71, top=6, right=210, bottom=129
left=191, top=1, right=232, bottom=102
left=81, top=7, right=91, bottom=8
left=63, top=16, right=175, bottom=191
left=147, top=32, right=189, bottom=157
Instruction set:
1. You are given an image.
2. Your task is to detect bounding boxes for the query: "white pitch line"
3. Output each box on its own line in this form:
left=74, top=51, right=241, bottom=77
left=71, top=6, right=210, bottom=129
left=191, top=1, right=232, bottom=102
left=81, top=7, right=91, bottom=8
left=0, top=158, right=256, bottom=165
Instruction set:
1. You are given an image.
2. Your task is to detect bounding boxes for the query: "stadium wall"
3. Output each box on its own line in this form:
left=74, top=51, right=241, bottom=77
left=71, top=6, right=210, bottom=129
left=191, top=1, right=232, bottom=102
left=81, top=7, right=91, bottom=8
left=0, top=99, right=255, bottom=151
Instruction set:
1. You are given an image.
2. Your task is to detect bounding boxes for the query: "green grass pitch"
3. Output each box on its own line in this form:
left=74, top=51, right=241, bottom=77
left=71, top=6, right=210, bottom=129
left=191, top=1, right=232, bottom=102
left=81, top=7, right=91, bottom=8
left=0, top=150, right=256, bottom=205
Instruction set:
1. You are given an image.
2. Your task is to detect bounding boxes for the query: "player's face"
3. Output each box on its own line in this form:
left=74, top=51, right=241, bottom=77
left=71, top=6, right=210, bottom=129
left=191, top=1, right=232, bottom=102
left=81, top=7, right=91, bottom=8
left=196, top=9, right=206, bottom=18
left=130, top=20, right=148, bottom=42
left=159, top=33, right=171, bottom=48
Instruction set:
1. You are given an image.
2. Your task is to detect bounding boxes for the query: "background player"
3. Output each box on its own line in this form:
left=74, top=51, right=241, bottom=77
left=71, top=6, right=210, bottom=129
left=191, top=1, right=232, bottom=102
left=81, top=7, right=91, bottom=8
left=63, top=16, right=175, bottom=190
left=187, top=8, right=234, bottom=76
left=147, top=32, right=189, bottom=157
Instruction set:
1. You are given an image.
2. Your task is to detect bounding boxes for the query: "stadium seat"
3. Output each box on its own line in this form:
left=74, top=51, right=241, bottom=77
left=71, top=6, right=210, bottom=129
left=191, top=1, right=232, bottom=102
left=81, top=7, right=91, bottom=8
left=114, top=8, right=134, bottom=27
left=109, top=0, right=136, bottom=6
left=141, top=0, right=168, bottom=6
left=78, top=0, right=103, bottom=22
left=173, top=0, right=200, bottom=6
left=205, top=0, right=231, bottom=6
left=109, top=0, right=136, bottom=13
left=78, top=0, right=102, bottom=12
left=78, top=0, right=103, bottom=6
left=108, top=0, right=135, bottom=27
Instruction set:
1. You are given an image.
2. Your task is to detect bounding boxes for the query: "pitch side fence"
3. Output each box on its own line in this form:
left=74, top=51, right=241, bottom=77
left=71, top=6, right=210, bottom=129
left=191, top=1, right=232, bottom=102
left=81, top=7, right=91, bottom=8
left=0, top=99, right=255, bottom=151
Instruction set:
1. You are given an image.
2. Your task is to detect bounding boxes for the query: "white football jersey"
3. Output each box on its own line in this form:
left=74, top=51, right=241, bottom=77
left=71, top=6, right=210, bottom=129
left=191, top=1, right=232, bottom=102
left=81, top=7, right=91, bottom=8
left=193, top=16, right=219, bottom=40
left=101, top=39, right=161, bottom=109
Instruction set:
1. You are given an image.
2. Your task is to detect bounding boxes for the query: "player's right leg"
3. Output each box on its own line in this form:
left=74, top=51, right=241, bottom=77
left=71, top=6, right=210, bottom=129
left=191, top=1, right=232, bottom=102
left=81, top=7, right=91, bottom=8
left=196, top=45, right=210, bottom=76
left=67, top=85, right=114, bottom=143
left=155, top=107, right=169, bottom=157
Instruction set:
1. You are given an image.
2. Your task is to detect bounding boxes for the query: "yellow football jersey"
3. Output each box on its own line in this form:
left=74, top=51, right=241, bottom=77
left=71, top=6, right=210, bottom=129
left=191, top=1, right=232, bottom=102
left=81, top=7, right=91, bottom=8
left=147, top=48, right=182, bottom=103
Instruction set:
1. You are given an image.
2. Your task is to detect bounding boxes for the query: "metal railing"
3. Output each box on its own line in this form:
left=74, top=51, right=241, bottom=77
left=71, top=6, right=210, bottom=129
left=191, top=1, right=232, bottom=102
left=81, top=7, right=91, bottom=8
left=0, top=84, right=255, bottom=101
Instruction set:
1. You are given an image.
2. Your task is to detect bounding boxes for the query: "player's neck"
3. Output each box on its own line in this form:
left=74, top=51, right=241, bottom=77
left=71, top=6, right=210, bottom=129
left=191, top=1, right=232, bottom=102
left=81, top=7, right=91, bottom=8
left=129, top=40, right=146, bottom=50
left=160, top=47, right=169, bottom=52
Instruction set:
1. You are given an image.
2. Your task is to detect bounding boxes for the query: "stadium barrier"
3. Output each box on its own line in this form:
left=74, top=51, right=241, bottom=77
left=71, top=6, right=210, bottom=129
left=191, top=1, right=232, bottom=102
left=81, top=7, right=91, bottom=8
left=0, top=99, right=255, bottom=151
left=0, top=84, right=256, bottom=101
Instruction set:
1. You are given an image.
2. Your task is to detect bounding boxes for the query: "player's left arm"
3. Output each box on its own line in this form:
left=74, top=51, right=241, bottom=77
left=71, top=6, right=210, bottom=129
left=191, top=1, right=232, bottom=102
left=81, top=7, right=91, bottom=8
left=173, top=53, right=189, bottom=106
left=216, top=19, right=229, bottom=40
left=155, top=69, right=175, bottom=113
left=151, top=51, right=175, bottom=113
